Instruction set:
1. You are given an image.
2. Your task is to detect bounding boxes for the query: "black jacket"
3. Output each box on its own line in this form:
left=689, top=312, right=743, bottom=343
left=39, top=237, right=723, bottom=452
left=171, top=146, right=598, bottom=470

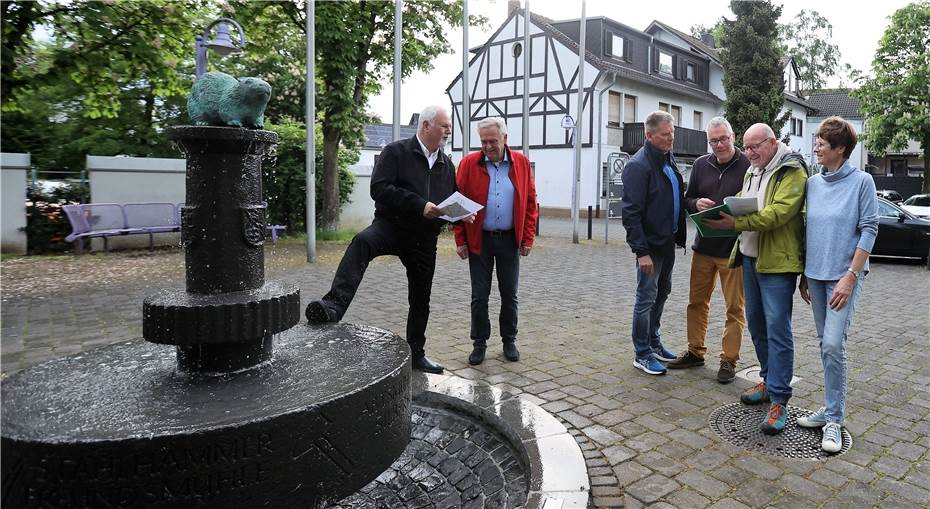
left=621, top=141, right=687, bottom=257
left=370, top=135, right=457, bottom=236
left=685, top=150, right=750, bottom=258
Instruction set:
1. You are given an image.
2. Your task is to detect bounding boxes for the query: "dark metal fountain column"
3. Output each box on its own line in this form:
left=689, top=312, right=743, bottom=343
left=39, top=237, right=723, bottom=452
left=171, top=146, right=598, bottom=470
left=143, top=127, right=299, bottom=373
left=1, top=124, right=412, bottom=509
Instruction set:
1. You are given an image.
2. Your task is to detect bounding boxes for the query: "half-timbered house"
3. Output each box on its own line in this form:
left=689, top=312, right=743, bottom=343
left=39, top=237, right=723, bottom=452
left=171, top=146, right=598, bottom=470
left=446, top=5, right=811, bottom=213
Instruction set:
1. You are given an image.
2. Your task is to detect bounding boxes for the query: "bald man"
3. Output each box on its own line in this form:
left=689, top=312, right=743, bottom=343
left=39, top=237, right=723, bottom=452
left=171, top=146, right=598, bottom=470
left=704, top=123, right=808, bottom=435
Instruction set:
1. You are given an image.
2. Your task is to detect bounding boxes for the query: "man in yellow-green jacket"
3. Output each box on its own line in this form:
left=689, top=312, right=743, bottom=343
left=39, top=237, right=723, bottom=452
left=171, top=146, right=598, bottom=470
left=703, top=123, right=807, bottom=436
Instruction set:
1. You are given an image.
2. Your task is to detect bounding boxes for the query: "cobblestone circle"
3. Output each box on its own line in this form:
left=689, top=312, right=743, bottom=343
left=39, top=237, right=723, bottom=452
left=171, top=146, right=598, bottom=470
left=332, top=404, right=528, bottom=509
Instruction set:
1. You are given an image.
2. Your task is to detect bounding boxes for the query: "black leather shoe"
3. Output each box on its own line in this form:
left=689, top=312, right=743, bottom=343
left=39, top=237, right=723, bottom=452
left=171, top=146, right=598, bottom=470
left=468, top=345, right=487, bottom=365
left=412, top=355, right=444, bottom=374
left=305, top=301, right=334, bottom=324
left=503, top=342, right=520, bottom=362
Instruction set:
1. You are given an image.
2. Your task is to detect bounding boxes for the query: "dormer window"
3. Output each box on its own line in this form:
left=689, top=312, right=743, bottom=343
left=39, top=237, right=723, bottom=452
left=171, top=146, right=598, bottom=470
left=686, top=63, right=696, bottom=82
left=658, top=51, right=673, bottom=76
left=609, top=33, right=626, bottom=60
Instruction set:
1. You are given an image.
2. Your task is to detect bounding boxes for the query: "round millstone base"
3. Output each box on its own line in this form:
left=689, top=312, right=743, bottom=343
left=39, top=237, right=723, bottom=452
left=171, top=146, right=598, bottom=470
left=1, top=323, right=411, bottom=508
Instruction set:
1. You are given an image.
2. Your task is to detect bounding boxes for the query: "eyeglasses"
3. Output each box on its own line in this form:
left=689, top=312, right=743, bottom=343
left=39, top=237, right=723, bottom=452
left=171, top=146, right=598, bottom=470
left=708, top=136, right=731, bottom=146
left=744, top=137, right=773, bottom=152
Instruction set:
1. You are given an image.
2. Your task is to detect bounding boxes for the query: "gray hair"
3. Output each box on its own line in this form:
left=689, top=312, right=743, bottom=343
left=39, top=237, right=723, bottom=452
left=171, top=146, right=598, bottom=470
left=645, top=111, right=675, bottom=133
left=419, top=105, right=447, bottom=126
left=477, top=116, right=508, bottom=135
left=706, top=116, right=733, bottom=135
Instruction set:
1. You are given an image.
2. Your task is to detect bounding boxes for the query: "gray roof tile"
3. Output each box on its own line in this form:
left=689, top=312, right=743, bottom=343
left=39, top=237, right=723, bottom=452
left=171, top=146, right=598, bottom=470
left=806, top=90, right=862, bottom=118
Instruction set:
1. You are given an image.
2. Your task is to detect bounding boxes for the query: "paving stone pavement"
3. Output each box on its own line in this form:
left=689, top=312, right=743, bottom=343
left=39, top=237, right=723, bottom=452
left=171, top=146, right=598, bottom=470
left=2, top=218, right=929, bottom=508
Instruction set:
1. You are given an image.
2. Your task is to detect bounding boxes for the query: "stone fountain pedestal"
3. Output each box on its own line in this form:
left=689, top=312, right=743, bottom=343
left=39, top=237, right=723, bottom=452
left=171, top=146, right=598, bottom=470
left=1, top=127, right=412, bottom=508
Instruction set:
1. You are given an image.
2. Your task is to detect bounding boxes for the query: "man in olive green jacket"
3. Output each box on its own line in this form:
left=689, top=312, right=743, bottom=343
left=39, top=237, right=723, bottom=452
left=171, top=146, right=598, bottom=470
left=704, top=123, right=807, bottom=436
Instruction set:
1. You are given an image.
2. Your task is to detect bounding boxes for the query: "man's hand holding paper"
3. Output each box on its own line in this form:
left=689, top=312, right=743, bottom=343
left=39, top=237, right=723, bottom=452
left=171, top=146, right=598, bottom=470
left=436, top=191, right=483, bottom=222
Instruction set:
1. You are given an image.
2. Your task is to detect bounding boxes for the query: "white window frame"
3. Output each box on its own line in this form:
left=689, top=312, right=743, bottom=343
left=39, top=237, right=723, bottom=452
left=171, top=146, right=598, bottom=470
left=658, top=51, right=673, bottom=76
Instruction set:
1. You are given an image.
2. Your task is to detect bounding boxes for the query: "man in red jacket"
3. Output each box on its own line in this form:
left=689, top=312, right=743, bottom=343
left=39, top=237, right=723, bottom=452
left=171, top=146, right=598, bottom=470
left=454, top=117, right=538, bottom=365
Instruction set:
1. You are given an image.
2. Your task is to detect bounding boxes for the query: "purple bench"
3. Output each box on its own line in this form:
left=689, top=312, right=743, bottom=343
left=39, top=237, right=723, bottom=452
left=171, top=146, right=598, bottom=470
left=63, top=203, right=286, bottom=253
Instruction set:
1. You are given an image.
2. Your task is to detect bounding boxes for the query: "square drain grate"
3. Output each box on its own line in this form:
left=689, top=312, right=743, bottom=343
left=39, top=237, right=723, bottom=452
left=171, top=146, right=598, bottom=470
left=709, top=403, right=852, bottom=460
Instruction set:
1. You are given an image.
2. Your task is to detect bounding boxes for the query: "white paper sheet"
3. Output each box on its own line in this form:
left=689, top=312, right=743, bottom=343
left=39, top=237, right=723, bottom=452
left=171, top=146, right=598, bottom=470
left=723, top=196, right=759, bottom=216
left=436, top=192, right=483, bottom=222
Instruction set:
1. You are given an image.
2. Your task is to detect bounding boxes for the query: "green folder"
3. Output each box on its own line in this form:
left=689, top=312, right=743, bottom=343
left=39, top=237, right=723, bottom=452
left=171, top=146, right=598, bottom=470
left=688, top=203, right=737, bottom=238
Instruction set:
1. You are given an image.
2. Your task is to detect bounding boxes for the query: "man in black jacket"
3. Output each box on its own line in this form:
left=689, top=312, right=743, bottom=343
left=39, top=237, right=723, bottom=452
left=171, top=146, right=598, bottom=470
left=621, top=111, right=687, bottom=376
left=667, top=117, right=749, bottom=383
left=305, top=105, right=472, bottom=374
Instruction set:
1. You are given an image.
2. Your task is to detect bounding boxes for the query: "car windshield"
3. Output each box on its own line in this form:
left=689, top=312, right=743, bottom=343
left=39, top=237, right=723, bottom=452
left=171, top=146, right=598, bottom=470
left=878, top=198, right=917, bottom=219
left=904, top=195, right=930, bottom=207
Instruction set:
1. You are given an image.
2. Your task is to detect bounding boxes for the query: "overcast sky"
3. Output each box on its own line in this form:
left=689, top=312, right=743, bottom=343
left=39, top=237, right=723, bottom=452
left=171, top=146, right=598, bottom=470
left=368, top=0, right=912, bottom=122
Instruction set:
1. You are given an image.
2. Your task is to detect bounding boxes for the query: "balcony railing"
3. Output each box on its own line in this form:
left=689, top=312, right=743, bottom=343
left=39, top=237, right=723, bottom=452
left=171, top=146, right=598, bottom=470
left=621, top=122, right=708, bottom=157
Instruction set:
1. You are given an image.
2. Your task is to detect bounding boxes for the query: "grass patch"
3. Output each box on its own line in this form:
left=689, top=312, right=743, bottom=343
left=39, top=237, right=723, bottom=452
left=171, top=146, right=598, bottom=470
left=282, top=229, right=359, bottom=242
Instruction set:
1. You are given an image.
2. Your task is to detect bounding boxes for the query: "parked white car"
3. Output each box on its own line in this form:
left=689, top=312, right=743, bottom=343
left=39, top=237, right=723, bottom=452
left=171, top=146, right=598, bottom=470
left=901, top=194, right=930, bottom=218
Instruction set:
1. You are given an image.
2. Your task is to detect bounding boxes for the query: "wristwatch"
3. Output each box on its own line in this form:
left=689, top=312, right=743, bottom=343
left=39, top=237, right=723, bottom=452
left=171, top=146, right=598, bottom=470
left=846, top=267, right=861, bottom=278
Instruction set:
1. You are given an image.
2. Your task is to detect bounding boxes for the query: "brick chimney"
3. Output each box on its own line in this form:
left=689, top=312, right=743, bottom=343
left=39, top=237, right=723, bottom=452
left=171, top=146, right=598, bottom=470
left=508, top=0, right=521, bottom=16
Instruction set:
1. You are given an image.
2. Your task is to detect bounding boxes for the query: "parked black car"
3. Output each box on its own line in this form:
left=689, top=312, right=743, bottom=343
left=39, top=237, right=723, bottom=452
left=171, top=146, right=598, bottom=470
left=873, top=198, right=930, bottom=261
left=876, top=189, right=903, bottom=203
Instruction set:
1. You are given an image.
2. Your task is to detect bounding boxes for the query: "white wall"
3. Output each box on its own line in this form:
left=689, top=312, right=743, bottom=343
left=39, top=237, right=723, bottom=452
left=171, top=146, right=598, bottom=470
left=343, top=153, right=376, bottom=230
left=86, top=155, right=185, bottom=250
left=1, top=153, right=29, bottom=254
left=779, top=102, right=809, bottom=155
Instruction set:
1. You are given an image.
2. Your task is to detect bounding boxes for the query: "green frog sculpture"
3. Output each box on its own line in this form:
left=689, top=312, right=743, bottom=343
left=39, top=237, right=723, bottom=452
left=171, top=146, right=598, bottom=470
left=188, top=71, right=271, bottom=128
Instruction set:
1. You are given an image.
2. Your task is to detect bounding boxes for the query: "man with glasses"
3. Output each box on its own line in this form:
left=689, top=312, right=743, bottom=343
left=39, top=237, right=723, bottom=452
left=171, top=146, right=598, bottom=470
left=704, top=123, right=808, bottom=435
left=453, top=117, right=538, bottom=365
left=621, top=111, right=687, bottom=375
left=667, top=117, right=749, bottom=384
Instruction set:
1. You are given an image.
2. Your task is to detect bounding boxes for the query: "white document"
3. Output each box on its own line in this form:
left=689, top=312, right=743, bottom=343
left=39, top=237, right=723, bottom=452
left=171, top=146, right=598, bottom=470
left=436, top=192, right=483, bottom=222
left=723, top=196, right=759, bottom=216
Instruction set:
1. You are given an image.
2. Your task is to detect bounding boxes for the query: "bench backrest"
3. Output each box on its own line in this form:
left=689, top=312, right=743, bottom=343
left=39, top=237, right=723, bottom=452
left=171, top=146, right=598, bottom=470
left=124, top=202, right=179, bottom=228
left=62, top=204, right=91, bottom=239
left=81, top=204, right=127, bottom=231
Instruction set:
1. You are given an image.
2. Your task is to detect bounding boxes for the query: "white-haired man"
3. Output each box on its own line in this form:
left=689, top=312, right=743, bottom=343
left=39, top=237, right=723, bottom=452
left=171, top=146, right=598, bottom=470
left=667, top=117, right=749, bottom=383
left=305, top=105, right=474, bottom=374
left=453, top=117, right=538, bottom=365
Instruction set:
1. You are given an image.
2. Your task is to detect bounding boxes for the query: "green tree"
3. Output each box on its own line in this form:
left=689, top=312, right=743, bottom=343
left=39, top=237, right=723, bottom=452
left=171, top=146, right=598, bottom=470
left=852, top=2, right=930, bottom=192
left=263, top=117, right=356, bottom=231
left=228, top=0, right=486, bottom=231
left=1, top=1, right=206, bottom=175
left=780, top=10, right=841, bottom=93
left=719, top=0, right=790, bottom=146
left=2, top=1, right=204, bottom=119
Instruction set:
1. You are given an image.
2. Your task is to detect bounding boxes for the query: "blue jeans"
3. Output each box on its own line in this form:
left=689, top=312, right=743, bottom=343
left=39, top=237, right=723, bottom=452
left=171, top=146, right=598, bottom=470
left=468, top=230, right=520, bottom=344
left=807, top=275, right=864, bottom=424
left=743, top=257, right=797, bottom=405
left=632, top=243, right=675, bottom=359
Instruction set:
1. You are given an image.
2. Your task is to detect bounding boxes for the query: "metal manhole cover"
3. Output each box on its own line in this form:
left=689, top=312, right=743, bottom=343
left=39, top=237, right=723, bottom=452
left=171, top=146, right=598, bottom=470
left=709, top=403, right=852, bottom=459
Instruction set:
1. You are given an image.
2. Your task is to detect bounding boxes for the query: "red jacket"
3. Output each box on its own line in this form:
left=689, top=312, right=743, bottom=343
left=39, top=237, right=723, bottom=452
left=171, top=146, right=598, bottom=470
left=453, top=147, right=538, bottom=255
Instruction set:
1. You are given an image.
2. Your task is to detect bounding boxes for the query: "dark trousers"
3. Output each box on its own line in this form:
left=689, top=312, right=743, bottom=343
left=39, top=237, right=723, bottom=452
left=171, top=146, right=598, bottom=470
left=320, top=218, right=438, bottom=358
left=468, top=230, right=520, bottom=345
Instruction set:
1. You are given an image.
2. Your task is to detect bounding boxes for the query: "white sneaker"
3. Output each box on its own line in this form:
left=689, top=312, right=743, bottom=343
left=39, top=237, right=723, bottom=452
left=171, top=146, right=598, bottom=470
left=822, top=422, right=843, bottom=453
left=797, top=407, right=828, bottom=428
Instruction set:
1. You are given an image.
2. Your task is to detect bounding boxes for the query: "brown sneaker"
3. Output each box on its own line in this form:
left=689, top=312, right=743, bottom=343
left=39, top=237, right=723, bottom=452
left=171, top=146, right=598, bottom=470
left=666, top=350, right=705, bottom=369
left=717, top=361, right=736, bottom=384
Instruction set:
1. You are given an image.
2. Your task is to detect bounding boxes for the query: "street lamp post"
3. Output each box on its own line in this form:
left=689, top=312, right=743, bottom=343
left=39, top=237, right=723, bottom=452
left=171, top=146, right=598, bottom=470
left=195, top=18, right=247, bottom=78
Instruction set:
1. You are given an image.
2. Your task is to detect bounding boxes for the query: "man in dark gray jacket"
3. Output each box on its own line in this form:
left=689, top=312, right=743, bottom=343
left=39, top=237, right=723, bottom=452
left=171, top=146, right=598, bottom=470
left=305, top=105, right=473, bottom=374
left=621, top=111, right=687, bottom=376
left=667, top=117, right=749, bottom=383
